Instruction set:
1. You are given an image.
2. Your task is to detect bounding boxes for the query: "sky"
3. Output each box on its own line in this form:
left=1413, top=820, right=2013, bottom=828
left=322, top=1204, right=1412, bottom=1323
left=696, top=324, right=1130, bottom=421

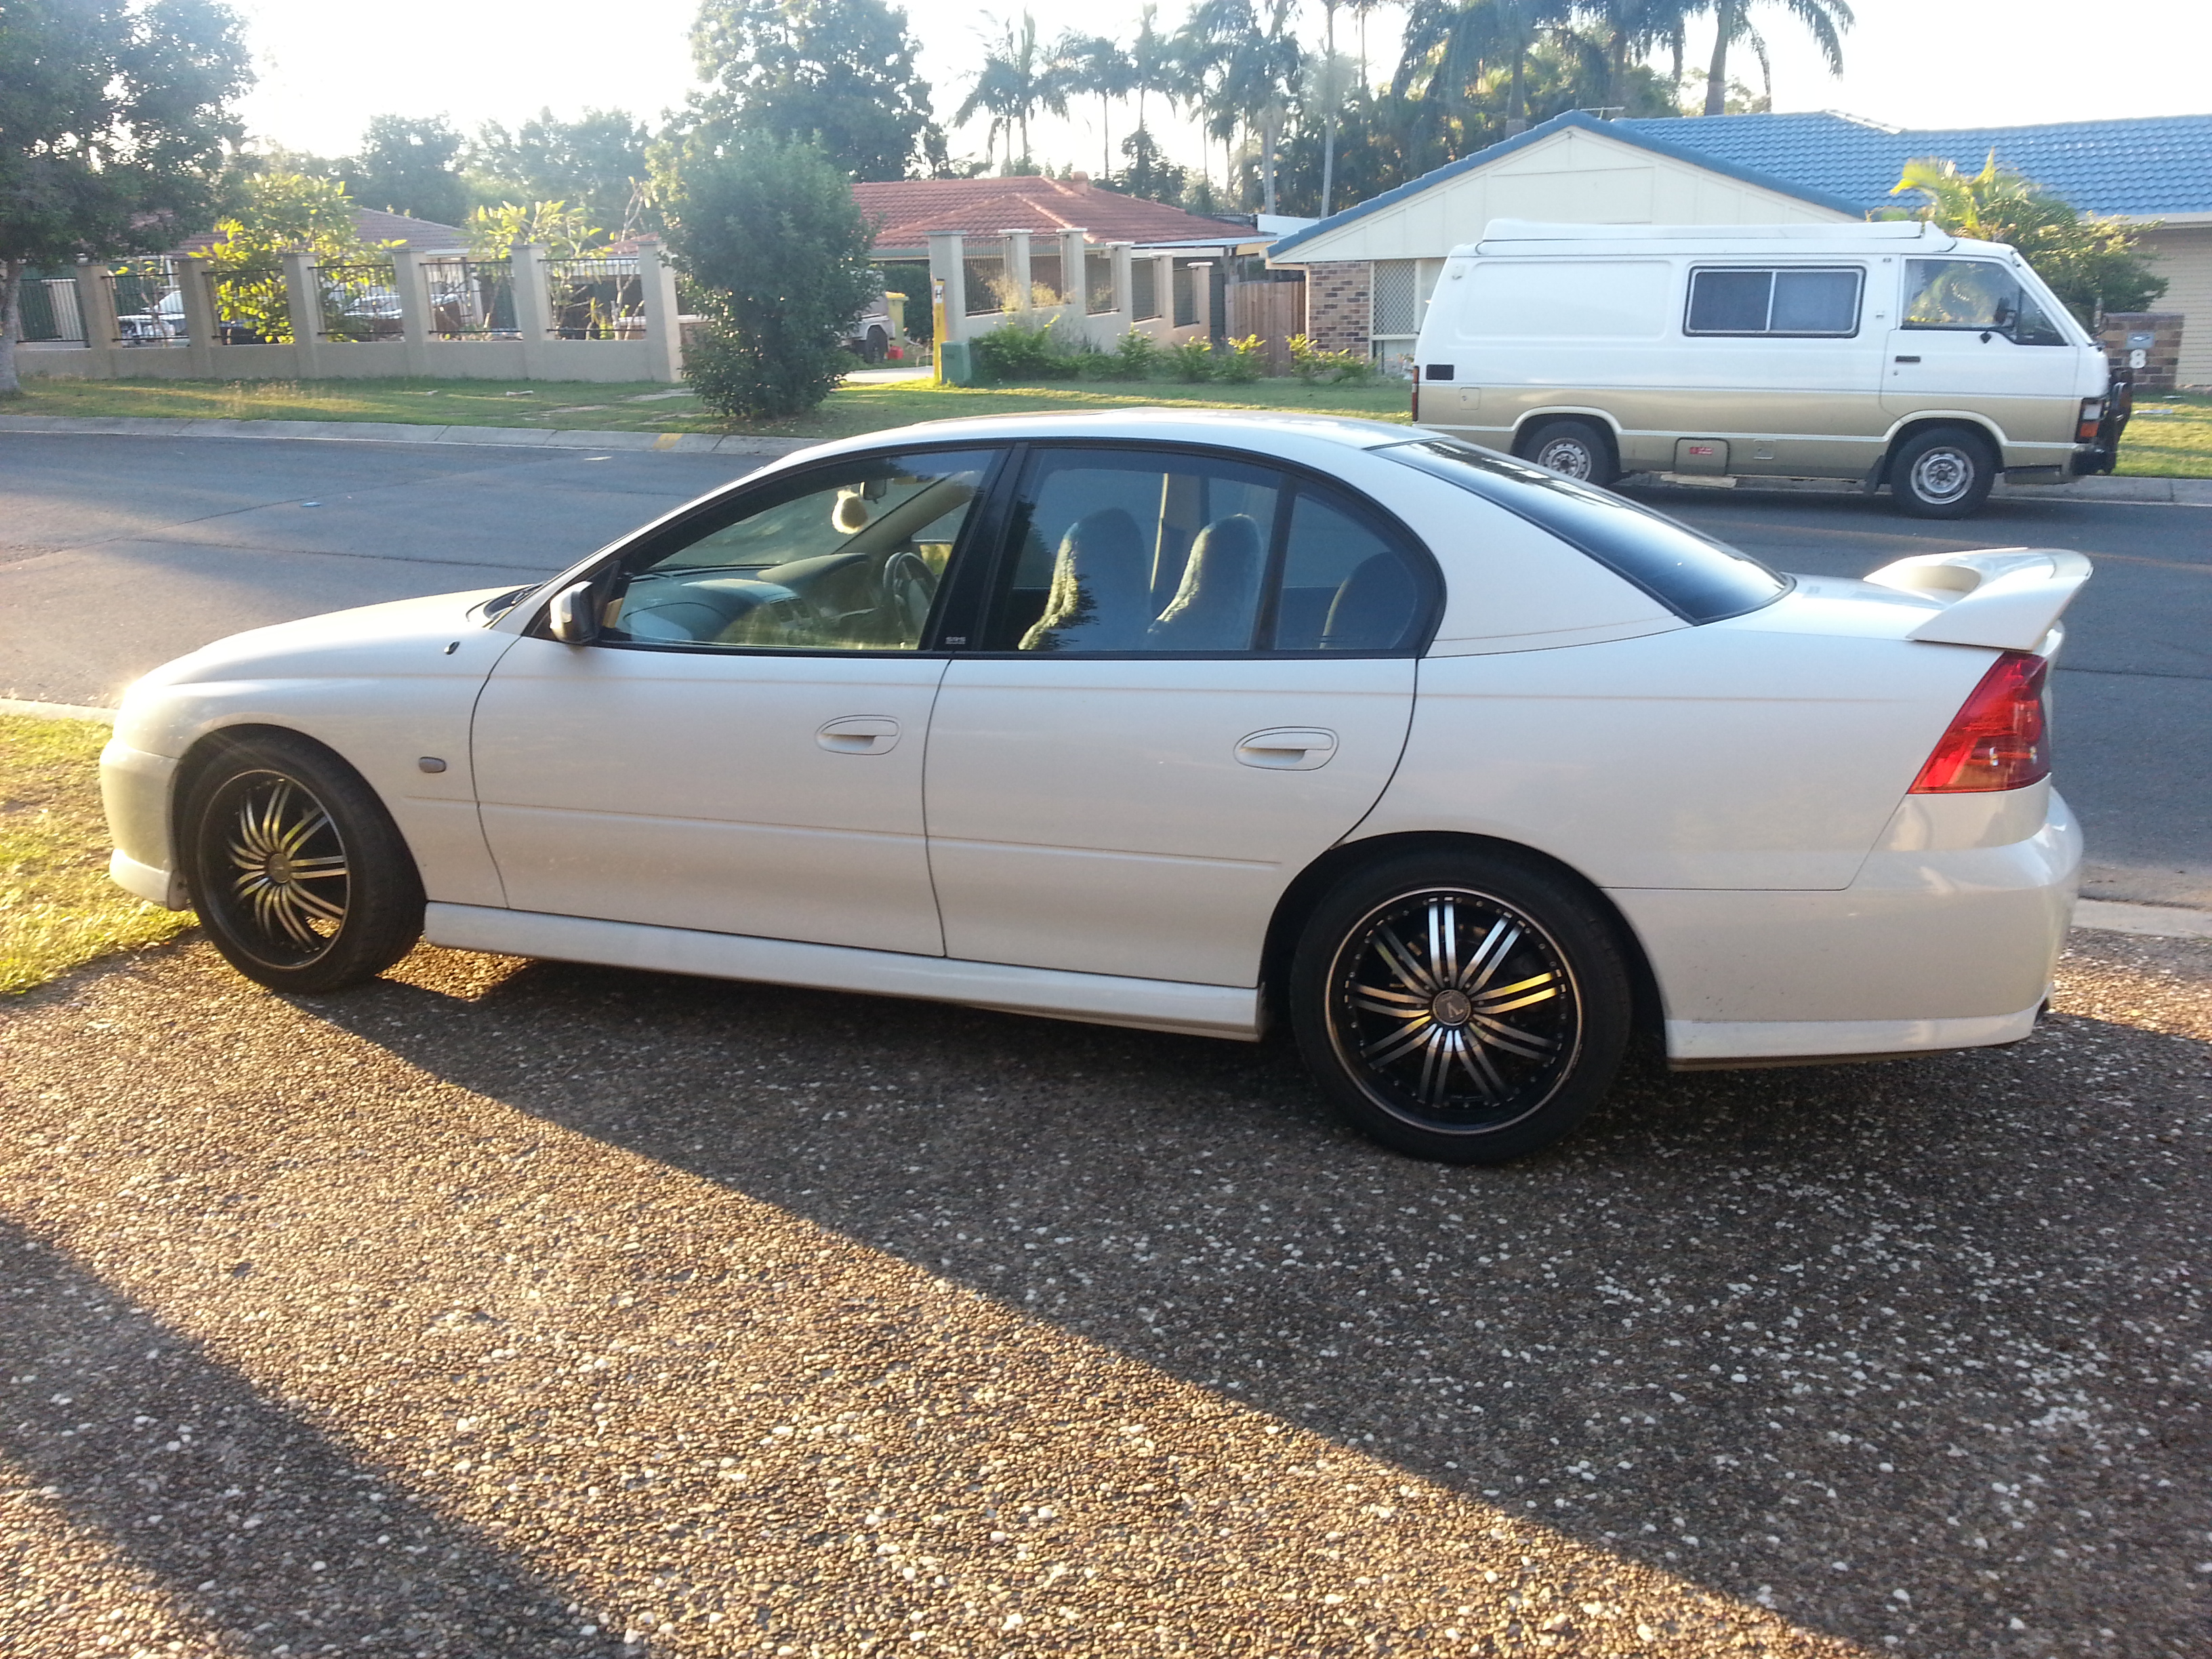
left=233, top=0, right=2207, bottom=192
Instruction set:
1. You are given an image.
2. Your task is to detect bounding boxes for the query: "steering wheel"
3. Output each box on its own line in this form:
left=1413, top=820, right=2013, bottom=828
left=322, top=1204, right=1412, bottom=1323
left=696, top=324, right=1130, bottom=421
left=880, top=550, right=939, bottom=641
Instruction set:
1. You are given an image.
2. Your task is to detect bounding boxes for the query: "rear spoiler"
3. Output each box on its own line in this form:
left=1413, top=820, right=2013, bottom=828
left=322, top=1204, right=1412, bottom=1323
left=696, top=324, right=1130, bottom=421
left=1862, top=548, right=2093, bottom=651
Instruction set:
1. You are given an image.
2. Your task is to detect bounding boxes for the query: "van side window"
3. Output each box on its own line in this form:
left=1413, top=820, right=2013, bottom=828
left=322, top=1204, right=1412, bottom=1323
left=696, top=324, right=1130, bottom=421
left=1902, top=260, right=2067, bottom=345
left=1684, top=266, right=1862, bottom=337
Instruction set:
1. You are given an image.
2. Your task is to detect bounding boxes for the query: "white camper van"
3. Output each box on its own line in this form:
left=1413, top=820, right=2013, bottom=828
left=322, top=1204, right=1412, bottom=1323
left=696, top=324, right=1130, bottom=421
left=1410, top=220, right=2127, bottom=517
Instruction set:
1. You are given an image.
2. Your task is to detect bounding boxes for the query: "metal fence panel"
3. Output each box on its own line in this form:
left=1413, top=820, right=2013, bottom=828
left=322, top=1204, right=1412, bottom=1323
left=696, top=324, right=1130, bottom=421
left=1086, top=249, right=1113, bottom=314
left=546, top=257, right=644, bottom=339
left=1131, top=261, right=1159, bottom=323
left=317, top=262, right=402, bottom=342
left=1173, top=262, right=1197, bottom=328
left=1029, top=251, right=1064, bottom=308
left=963, top=254, right=1006, bottom=316
left=420, top=258, right=517, bottom=338
left=212, top=272, right=290, bottom=344
left=17, top=278, right=85, bottom=343
left=107, top=267, right=184, bottom=346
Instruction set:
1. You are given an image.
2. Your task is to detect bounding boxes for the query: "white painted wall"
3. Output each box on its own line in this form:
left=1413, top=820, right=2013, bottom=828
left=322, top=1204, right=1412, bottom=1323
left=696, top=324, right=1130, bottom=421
left=1275, top=125, right=1856, bottom=267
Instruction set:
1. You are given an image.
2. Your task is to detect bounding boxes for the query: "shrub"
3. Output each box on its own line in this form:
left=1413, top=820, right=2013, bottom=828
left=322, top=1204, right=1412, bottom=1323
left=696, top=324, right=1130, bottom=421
left=1216, top=333, right=1267, bottom=383
left=1076, top=327, right=1159, bottom=381
left=1167, top=335, right=1214, bottom=382
left=663, top=129, right=878, bottom=420
left=1288, top=333, right=1375, bottom=385
left=972, top=316, right=1083, bottom=381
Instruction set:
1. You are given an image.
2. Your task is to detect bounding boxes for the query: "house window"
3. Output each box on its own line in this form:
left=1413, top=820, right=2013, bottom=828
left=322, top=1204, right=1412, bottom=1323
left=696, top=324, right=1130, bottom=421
left=1371, top=259, right=1444, bottom=376
left=1685, top=266, right=1863, bottom=337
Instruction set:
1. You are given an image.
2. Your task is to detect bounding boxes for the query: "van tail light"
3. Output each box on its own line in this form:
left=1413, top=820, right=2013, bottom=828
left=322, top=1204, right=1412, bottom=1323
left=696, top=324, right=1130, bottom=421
left=1910, top=651, right=2051, bottom=793
left=2076, top=398, right=2103, bottom=443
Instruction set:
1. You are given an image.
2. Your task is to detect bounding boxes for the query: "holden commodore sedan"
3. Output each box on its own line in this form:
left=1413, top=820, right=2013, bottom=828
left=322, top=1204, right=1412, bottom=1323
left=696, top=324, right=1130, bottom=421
left=100, top=411, right=2087, bottom=1163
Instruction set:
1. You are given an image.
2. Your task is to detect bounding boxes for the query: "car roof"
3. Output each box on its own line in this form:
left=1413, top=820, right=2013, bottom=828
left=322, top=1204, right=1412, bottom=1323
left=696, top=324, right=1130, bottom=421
left=787, top=407, right=1419, bottom=466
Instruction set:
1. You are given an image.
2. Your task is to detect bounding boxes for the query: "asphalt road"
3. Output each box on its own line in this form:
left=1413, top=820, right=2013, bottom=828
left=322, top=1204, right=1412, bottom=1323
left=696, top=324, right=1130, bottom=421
left=1, top=432, right=2206, bottom=905
left=2, top=926, right=2205, bottom=1656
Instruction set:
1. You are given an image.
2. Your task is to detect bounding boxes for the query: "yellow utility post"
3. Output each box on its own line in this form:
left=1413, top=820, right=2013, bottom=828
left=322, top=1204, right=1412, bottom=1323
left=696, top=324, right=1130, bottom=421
left=930, top=276, right=948, bottom=384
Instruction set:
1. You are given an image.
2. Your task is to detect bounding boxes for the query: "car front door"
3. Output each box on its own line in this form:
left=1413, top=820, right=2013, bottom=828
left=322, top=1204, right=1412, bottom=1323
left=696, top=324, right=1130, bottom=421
left=470, top=447, right=1000, bottom=956
left=1883, top=256, right=2080, bottom=447
left=922, top=445, right=1436, bottom=987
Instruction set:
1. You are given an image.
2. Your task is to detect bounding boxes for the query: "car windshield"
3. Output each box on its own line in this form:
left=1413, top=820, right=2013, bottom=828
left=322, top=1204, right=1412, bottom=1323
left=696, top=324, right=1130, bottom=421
left=1376, top=438, right=1791, bottom=623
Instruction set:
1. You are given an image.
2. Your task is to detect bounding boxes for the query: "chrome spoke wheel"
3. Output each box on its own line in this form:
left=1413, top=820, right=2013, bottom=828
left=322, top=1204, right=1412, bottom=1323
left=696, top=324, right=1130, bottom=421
left=208, top=769, right=351, bottom=968
left=1326, top=886, right=1582, bottom=1134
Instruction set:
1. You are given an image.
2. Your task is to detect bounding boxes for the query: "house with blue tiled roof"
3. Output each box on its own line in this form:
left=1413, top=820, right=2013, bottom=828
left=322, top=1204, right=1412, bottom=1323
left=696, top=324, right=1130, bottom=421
left=1269, top=108, right=2212, bottom=385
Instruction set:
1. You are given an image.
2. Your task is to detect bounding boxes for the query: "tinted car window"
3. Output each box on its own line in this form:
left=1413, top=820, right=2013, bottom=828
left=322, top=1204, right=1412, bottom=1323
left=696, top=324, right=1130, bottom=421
left=1379, top=439, right=1790, bottom=623
left=1686, top=266, right=1861, bottom=335
left=1269, top=485, right=1427, bottom=651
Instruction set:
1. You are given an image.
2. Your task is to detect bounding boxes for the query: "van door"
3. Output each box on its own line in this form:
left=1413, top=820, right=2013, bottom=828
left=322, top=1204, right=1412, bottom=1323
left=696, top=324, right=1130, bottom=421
left=1677, top=262, right=1883, bottom=478
left=1882, top=258, right=2081, bottom=457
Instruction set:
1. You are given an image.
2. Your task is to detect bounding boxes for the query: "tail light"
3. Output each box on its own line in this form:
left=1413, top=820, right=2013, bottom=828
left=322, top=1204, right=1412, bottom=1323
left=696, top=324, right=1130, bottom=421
left=2076, top=398, right=2103, bottom=443
left=1910, top=651, right=2051, bottom=793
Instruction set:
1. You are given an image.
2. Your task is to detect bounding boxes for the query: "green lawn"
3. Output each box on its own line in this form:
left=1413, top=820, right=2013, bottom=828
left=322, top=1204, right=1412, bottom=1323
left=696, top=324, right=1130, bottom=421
left=0, top=373, right=1414, bottom=440
left=1, top=714, right=193, bottom=994
left=2114, top=391, right=2212, bottom=479
left=5, top=373, right=2204, bottom=474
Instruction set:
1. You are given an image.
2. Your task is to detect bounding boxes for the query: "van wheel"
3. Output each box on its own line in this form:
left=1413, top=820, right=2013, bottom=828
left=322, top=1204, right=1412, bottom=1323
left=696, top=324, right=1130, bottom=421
left=1891, top=426, right=1995, bottom=518
left=1288, top=848, right=1634, bottom=1164
left=1519, top=419, right=1616, bottom=487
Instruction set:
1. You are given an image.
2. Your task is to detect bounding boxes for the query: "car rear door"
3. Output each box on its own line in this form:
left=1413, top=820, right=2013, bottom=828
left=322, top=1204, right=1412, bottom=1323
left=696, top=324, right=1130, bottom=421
left=921, top=444, right=1436, bottom=987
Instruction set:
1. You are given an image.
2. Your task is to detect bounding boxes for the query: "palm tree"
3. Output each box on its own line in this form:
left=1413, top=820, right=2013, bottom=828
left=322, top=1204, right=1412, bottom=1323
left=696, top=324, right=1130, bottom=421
left=1575, top=0, right=1692, bottom=112
left=1060, top=33, right=1135, bottom=177
left=956, top=13, right=1071, bottom=171
left=1700, top=0, right=1849, bottom=116
left=1181, top=0, right=1303, bottom=215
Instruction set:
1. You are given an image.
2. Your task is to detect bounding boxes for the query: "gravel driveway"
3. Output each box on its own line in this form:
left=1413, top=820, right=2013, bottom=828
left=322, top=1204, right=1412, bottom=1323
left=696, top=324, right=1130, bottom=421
left=3, top=929, right=2205, bottom=1657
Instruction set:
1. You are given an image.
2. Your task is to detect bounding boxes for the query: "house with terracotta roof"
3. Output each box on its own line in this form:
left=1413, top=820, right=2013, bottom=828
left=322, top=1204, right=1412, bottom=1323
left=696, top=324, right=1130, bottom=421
left=863, top=175, right=1290, bottom=380
left=1268, top=110, right=2212, bottom=386
left=170, top=207, right=470, bottom=258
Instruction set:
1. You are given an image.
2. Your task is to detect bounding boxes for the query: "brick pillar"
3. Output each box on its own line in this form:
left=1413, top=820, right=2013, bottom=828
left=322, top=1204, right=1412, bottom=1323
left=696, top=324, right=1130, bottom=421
left=2099, top=311, right=2185, bottom=394
left=1303, top=261, right=1372, bottom=357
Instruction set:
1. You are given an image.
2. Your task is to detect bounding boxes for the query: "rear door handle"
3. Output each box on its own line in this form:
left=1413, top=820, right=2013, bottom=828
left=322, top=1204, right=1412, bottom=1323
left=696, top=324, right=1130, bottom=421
left=817, top=716, right=900, bottom=754
left=1235, top=727, right=1338, bottom=770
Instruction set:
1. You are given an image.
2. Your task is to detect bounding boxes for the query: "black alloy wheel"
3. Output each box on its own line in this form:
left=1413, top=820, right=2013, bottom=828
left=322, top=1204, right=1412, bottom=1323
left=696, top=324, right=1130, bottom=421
left=1290, top=851, right=1634, bottom=1163
left=184, top=736, right=424, bottom=994
left=1891, top=425, right=1996, bottom=518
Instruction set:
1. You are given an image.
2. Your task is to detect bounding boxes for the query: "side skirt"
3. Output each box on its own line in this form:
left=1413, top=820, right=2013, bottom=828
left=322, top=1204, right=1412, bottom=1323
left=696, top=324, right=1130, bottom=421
left=422, top=903, right=1262, bottom=1041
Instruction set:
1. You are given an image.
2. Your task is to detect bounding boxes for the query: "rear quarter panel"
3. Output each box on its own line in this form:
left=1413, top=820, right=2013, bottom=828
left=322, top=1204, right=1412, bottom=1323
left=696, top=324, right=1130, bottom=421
left=1358, top=611, right=2002, bottom=890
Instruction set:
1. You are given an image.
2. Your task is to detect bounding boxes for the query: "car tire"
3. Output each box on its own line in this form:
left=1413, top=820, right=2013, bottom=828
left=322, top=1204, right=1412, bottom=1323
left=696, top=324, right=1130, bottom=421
left=1288, top=848, right=1635, bottom=1164
left=1890, top=426, right=1996, bottom=518
left=182, top=735, right=424, bottom=995
left=1517, top=418, right=1617, bottom=487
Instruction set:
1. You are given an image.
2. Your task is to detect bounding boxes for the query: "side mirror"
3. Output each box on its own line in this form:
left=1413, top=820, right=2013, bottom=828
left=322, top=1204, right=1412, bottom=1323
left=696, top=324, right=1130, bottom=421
left=547, top=580, right=601, bottom=644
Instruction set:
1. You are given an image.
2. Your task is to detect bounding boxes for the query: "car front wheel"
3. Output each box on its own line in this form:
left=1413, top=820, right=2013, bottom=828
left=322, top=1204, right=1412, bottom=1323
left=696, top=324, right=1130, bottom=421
left=183, top=736, right=424, bottom=994
left=1289, top=850, right=1634, bottom=1164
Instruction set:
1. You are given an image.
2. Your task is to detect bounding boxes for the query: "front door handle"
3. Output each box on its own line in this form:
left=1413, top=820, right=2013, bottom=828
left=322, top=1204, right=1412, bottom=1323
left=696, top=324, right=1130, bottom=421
left=817, top=716, right=900, bottom=754
left=1236, top=727, right=1338, bottom=771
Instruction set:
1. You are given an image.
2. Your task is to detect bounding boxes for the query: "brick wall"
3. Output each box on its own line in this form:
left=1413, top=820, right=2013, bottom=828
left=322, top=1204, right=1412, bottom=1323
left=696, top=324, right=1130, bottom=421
left=2099, top=311, right=2186, bottom=394
left=1304, top=262, right=1371, bottom=356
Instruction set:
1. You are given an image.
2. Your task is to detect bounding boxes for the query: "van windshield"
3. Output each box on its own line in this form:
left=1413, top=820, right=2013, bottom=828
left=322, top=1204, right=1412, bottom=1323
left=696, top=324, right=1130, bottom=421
left=1378, top=439, right=1791, bottom=623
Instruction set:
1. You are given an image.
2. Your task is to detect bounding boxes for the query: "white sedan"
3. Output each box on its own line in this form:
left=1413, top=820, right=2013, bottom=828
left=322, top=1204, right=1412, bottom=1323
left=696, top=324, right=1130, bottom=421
left=101, top=411, right=2087, bottom=1163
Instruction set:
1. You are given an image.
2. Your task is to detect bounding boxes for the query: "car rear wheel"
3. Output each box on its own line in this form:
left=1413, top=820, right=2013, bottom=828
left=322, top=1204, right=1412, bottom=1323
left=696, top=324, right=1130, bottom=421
left=1518, top=418, right=1617, bottom=487
left=1891, top=426, right=1996, bottom=518
left=183, top=736, right=424, bottom=994
left=1289, top=849, right=1634, bottom=1164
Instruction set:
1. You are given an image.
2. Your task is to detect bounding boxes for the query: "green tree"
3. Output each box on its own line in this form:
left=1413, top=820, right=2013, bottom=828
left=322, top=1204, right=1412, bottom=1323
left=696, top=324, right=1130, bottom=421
left=1698, top=0, right=1848, bottom=117
left=1110, top=127, right=1188, bottom=203
left=1059, top=33, right=1134, bottom=178
left=0, top=0, right=252, bottom=396
left=691, top=0, right=939, bottom=181
left=956, top=13, right=1070, bottom=173
left=1891, top=152, right=2168, bottom=323
left=1180, top=0, right=1303, bottom=214
left=661, top=128, right=878, bottom=419
left=201, top=172, right=393, bottom=343
left=470, top=109, right=652, bottom=237
left=342, top=115, right=472, bottom=226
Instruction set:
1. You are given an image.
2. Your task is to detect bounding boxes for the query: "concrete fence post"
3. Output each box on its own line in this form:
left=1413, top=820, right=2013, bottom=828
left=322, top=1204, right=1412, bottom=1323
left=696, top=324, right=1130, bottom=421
left=636, top=237, right=684, bottom=383
left=281, top=249, right=323, bottom=377
left=73, top=261, right=119, bottom=379
left=1059, top=229, right=1088, bottom=323
left=926, top=231, right=968, bottom=384
left=176, top=256, right=218, bottom=375
left=392, top=247, right=434, bottom=375
left=512, top=243, right=555, bottom=380
left=1003, top=230, right=1032, bottom=313
left=1109, top=242, right=1134, bottom=339
left=1151, top=254, right=1176, bottom=336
